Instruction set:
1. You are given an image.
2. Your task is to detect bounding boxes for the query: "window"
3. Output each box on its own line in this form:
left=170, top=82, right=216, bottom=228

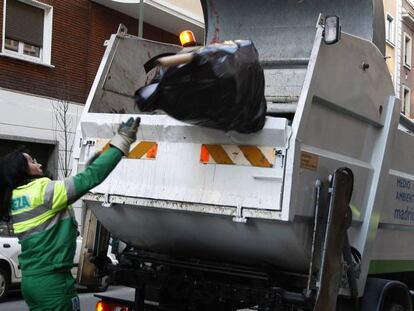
left=2, top=0, right=53, bottom=65
left=404, top=33, right=412, bottom=69
left=403, top=86, right=411, bottom=116
left=385, top=13, right=394, bottom=45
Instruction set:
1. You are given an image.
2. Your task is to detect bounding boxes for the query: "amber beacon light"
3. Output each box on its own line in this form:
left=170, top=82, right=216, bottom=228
left=180, top=30, right=197, bottom=47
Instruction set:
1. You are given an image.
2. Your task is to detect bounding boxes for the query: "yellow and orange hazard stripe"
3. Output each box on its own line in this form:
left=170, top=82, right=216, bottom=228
left=200, top=144, right=275, bottom=168
left=97, top=139, right=158, bottom=160
left=96, top=139, right=276, bottom=167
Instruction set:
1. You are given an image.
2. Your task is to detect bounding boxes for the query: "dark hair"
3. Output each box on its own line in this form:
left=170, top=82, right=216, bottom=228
left=0, top=149, right=29, bottom=221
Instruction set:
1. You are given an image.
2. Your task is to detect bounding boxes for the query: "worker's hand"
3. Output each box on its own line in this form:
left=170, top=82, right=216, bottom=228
left=109, top=117, right=141, bottom=155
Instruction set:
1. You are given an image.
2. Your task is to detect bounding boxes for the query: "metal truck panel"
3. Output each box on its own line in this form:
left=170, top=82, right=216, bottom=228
left=88, top=32, right=181, bottom=114
left=264, top=66, right=306, bottom=111
left=80, top=114, right=289, bottom=147
left=367, top=129, right=414, bottom=268
left=79, top=114, right=288, bottom=211
left=85, top=197, right=312, bottom=272
left=282, top=29, right=394, bottom=223
left=201, top=0, right=385, bottom=59
left=279, top=26, right=397, bottom=293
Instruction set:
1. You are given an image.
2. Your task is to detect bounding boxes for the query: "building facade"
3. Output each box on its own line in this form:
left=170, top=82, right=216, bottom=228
left=385, top=0, right=414, bottom=119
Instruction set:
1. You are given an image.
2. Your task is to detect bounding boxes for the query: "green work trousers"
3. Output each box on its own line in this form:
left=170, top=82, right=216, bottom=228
left=21, top=271, right=80, bottom=311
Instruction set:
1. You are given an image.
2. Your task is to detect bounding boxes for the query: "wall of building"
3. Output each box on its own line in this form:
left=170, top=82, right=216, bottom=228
left=384, top=0, right=398, bottom=81
left=0, top=87, right=83, bottom=177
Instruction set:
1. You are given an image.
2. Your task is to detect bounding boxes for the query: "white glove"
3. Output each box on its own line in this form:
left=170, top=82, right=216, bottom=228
left=109, top=117, right=140, bottom=155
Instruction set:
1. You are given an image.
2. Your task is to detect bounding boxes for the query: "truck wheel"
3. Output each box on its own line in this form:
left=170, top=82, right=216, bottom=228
left=0, top=267, right=10, bottom=301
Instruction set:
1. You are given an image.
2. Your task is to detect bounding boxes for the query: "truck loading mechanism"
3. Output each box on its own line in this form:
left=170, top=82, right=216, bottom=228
left=74, top=0, right=414, bottom=310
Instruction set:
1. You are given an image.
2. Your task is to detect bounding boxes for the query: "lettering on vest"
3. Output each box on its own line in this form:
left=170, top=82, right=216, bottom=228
left=12, top=196, right=31, bottom=211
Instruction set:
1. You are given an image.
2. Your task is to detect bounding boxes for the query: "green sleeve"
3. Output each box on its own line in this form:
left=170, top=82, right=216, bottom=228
left=72, top=147, right=123, bottom=199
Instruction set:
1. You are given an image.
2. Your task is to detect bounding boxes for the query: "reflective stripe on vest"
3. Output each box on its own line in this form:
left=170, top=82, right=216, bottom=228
left=15, top=209, right=74, bottom=240
left=11, top=177, right=76, bottom=236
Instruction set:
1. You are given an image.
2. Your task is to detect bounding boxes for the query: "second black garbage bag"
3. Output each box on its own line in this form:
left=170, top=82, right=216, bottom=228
left=135, top=40, right=267, bottom=134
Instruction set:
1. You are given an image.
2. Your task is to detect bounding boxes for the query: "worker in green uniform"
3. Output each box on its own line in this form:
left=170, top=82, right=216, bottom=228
left=0, top=117, right=140, bottom=311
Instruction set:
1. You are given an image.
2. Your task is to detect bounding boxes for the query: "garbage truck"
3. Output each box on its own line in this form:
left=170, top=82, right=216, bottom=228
left=73, top=0, right=414, bottom=310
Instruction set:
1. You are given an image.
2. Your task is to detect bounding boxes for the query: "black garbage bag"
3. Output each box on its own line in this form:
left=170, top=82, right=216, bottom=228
left=135, top=40, right=267, bottom=133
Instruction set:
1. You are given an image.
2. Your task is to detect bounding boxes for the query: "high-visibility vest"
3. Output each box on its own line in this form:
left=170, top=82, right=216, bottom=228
left=11, top=177, right=78, bottom=276
left=11, top=177, right=77, bottom=239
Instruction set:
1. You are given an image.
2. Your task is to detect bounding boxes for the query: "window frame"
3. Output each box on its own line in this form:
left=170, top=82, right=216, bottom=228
left=1, top=0, right=53, bottom=66
left=403, top=85, right=411, bottom=116
left=5, top=38, right=42, bottom=58
left=404, top=32, right=412, bottom=70
left=385, top=13, right=395, bottom=46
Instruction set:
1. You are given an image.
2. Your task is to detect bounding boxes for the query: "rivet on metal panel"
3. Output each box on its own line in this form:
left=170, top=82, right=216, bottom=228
left=361, top=62, right=370, bottom=71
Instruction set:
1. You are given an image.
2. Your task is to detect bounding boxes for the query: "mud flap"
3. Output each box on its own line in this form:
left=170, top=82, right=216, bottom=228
left=77, top=208, right=111, bottom=287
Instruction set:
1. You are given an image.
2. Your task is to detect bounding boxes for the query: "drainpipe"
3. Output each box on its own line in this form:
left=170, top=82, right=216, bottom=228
left=138, top=0, right=144, bottom=38
left=110, top=0, right=144, bottom=38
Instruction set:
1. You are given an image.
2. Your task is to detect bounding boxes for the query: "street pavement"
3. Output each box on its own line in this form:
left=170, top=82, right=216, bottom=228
left=0, top=286, right=135, bottom=311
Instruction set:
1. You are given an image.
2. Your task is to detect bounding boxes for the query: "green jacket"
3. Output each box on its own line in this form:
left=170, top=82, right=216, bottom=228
left=11, top=147, right=123, bottom=277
